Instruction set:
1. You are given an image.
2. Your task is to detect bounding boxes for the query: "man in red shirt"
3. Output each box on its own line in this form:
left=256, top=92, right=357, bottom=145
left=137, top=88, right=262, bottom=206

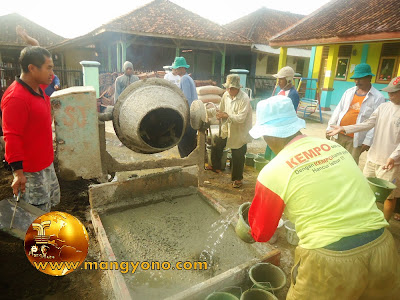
left=1, top=46, right=60, bottom=211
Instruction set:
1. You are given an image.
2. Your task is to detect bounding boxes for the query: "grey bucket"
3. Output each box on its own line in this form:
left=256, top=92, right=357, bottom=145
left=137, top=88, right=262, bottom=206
left=240, top=288, right=278, bottom=300
left=205, top=292, right=239, bottom=300
left=245, top=153, right=256, bottom=167
left=113, top=78, right=189, bottom=153
left=249, top=263, right=286, bottom=292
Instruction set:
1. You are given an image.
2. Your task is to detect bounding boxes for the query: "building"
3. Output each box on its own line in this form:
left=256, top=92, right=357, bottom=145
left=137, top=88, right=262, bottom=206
left=269, top=0, right=400, bottom=110
left=0, top=13, right=66, bottom=90
left=49, top=0, right=252, bottom=84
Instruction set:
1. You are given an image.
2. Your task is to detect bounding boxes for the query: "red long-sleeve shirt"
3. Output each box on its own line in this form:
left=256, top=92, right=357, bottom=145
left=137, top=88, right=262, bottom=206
left=1, top=79, right=53, bottom=172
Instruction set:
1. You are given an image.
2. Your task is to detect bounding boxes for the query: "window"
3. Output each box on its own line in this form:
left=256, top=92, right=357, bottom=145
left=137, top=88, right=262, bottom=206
left=335, top=57, right=350, bottom=80
left=335, top=45, right=352, bottom=80
left=377, top=43, right=400, bottom=83
left=266, top=55, right=279, bottom=74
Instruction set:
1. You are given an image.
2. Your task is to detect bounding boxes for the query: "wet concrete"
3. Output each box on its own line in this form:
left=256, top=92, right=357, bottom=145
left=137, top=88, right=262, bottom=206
left=100, top=190, right=260, bottom=299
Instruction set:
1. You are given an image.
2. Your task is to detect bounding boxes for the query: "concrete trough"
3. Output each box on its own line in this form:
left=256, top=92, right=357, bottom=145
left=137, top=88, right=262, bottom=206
left=89, top=168, right=280, bottom=299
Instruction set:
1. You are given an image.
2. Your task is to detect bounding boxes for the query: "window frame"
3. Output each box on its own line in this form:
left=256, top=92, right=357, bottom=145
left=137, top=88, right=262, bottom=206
left=334, top=57, right=350, bottom=81
left=376, top=56, right=398, bottom=84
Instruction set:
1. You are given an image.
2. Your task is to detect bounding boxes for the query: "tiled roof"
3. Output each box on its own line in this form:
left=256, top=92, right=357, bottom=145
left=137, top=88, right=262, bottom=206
left=270, top=0, right=400, bottom=46
left=100, top=0, right=251, bottom=45
left=224, top=7, right=304, bottom=44
left=0, top=13, right=65, bottom=47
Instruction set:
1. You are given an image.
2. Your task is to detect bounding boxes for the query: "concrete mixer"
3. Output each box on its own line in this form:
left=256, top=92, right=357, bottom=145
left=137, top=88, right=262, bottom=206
left=50, top=78, right=207, bottom=182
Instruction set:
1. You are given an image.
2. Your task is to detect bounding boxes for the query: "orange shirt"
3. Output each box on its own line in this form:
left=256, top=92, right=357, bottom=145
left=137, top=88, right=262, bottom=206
left=340, top=93, right=366, bottom=137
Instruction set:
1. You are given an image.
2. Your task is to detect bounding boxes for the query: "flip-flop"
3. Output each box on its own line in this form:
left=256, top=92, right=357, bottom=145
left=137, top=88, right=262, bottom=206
left=232, top=181, right=242, bottom=188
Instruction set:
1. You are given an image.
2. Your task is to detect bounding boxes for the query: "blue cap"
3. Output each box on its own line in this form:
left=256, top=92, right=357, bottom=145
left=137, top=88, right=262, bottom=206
left=249, top=95, right=306, bottom=139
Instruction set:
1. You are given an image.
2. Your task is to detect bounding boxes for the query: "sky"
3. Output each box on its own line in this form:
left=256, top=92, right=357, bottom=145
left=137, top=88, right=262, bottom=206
left=1, top=0, right=332, bottom=39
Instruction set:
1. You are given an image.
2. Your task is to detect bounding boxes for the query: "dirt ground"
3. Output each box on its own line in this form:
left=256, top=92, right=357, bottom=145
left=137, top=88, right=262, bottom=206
left=1, top=111, right=400, bottom=300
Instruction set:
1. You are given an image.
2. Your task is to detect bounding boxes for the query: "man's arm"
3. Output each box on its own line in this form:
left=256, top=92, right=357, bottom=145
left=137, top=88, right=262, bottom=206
left=362, top=94, right=386, bottom=146
left=53, top=75, right=60, bottom=89
left=16, top=25, right=40, bottom=46
left=328, top=107, right=378, bottom=136
left=248, top=181, right=285, bottom=242
left=2, top=96, right=29, bottom=194
left=326, top=90, right=349, bottom=131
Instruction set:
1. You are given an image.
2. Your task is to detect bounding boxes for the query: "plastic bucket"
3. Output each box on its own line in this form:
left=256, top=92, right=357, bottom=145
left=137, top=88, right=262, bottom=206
left=206, top=292, right=239, bottom=300
left=367, top=177, right=397, bottom=203
left=245, top=153, right=256, bottom=167
left=284, top=221, right=299, bottom=245
left=249, top=263, right=286, bottom=292
left=240, top=289, right=278, bottom=300
left=235, top=202, right=255, bottom=243
left=269, top=219, right=284, bottom=244
left=254, top=157, right=269, bottom=171
left=207, top=146, right=229, bottom=170
left=256, top=153, right=265, bottom=160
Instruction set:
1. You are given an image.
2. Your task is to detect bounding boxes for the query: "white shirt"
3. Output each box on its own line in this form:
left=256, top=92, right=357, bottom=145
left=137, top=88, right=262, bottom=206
left=344, top=101, right=400, bottom=165
left=220, top=90, right=253, bottom=149
left=164, top=73, right=180, bottom=86
left=327, top=86, right=385, bottom=147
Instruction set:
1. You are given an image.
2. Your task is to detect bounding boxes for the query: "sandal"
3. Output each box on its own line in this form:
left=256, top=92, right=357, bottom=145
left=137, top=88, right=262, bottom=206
left=394, top=213, right=400, bottom=221
left=232, top=180, right=243, bottom=188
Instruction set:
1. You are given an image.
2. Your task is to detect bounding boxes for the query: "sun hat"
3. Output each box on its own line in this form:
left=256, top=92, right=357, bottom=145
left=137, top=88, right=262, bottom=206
left=382, top=76, right=400, bottom=93
left=171, top=57, right=190, bottom=69
left=222, top=74, right=241, bottom=89
left=350, top=63, right=375, bottom=79
left=249, top=95, right=306, bottom=139
left=273, top=66, right=295, bottom=79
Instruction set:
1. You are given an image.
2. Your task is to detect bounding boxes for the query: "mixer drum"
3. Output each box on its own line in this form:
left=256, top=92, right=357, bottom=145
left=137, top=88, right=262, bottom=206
left=113, top=78, right=189, bottom=153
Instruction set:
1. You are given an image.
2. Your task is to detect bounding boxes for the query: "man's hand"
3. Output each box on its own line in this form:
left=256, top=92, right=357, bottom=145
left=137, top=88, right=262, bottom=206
left=361, top=144, right=370, bottom=153
left=54, top=85, right=60, bottom=90
left=216, top=111, right=228, bottom=120
left=327, top=125, right=344, bottom=136
left=11, top=169, right=26, bottom=195
left=383, top=158, right=395, bottom=171
left=325, top=132, right=331, bottom=140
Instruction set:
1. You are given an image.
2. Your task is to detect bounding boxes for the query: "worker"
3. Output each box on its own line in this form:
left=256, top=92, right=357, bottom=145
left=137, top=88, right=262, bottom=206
left=172, top=56, right=198, bottom=158
left=247, top=95, right=400, bottom=299
left=328, top=76, right=400, bottom=222
left=208, top=74, right=252, bottom=188
left=326, top=63, right=385, bottom=164
left=114, top=61, right=139, bottom=104
left=1, top=46, right=60, bottom=211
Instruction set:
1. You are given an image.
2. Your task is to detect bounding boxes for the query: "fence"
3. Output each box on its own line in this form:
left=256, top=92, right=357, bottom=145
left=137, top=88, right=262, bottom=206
left=0, top=66, right=82, bottom=90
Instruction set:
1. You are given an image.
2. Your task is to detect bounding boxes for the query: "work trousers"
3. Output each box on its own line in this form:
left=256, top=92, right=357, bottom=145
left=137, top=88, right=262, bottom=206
left=178, top=125, right=197, bottom=158
left=211, top=136, right=247, bottom=181
left=287, top=229, right=400, bottom=300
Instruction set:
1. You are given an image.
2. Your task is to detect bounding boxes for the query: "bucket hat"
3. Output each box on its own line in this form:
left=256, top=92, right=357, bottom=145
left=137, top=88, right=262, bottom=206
left=223, top=74, right=241, bottom=89
left=249, top=95, right=306, bottom=139
left=273, top=66, right=295, bottom=79
left=171, top=57, right=190, bottom=69
left=350, top=63, right=375, bottom=79
left=382, top=76, right=400, bottom=93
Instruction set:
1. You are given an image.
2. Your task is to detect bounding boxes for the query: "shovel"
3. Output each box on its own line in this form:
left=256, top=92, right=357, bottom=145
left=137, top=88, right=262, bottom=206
left=0, top=194, right=46, bottom=240
left=9, top=191, right=21, bottom=229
